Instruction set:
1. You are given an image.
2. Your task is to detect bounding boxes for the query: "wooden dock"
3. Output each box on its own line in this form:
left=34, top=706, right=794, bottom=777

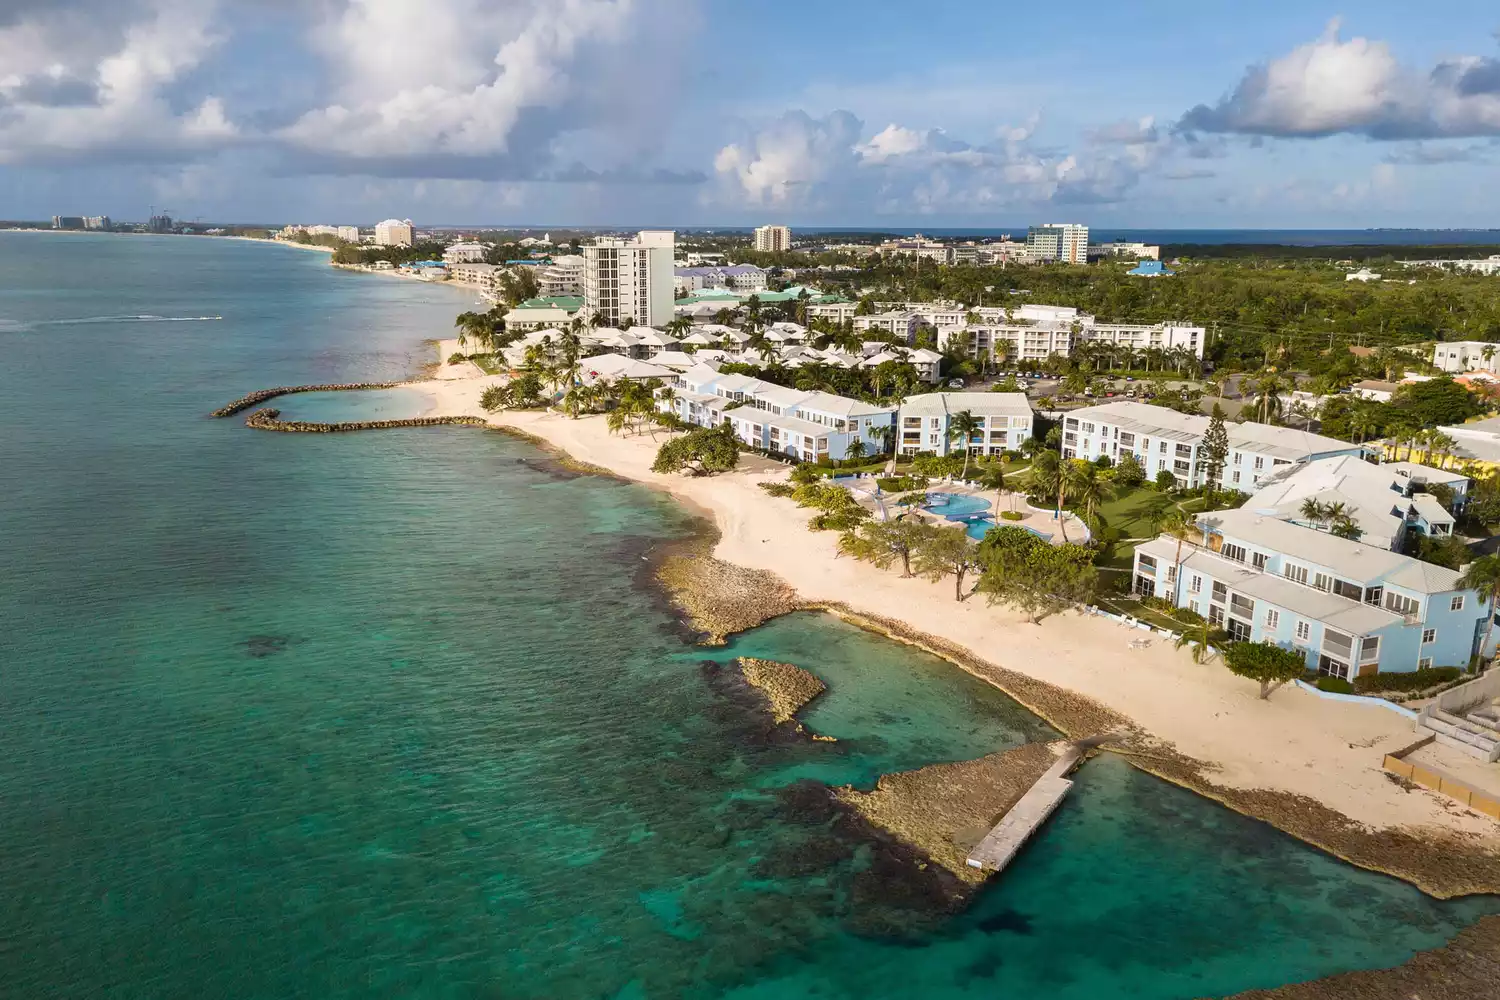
left=965, top=744, right=1083, bottom=873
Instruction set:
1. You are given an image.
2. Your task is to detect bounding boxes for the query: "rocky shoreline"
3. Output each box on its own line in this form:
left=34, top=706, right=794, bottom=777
left=735, top=657, right=832, bottom=738
left=1227, top=913, right=1500, bottom=999
left=210, top=382, right=402, bottom=417
left=834, top=742, right=1064, bottom=885
left=653, top=535, right=802, bottom=644
left=243, top=407, right=488, bottom=433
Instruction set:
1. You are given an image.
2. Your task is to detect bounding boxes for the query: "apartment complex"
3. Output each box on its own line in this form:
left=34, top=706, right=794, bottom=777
left=753, top=225, right=792, bottom=253
left=1063, top=401, right=1365, bottom=491
left=538, top=255, right=585, bottom=297
left=661, top=363, right=895, bottom=462
left=442, top=242, right=487, bottom=264
left=374, top=219, right=414, bottom=248
left=674, top=264, right=768, bottom=293
left=1432, top=341, right=1500, bottom=374
left=1025, top=223, right=1089, bottom=264
left=1091, top=242, right=1160, bottom=260
left=936, top=303, right=1206, bottom=364
left=897, top=393, right=1033, bottom=457
left=583, top=230, right=675, bottom=328
left=1246, top=455, right=1461, bottom=551
left=1133, top=508, right=1497, bottom=680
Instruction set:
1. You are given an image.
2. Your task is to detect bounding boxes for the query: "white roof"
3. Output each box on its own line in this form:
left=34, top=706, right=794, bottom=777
left=1203, top=508, right=1462, bottom=593
left=1136, top=537, right=1401, bottom=635
left=795, top=391, right=895, bottom=419
left=1383, top=461, right=1469, bottom=488
left=649, top=351, right=705, bottom=372
left=1069, top=401, right=1362, bottom=460
left=1247, top=455, right=1418, bottom=549
left=578, top=353, right=675, bottom=382
left=900, top=391, right=1033, bottom=419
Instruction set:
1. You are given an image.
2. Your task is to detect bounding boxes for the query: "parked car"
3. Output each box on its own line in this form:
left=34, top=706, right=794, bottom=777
left=947, top=378, right=966, bottom=388
left=1124, top=376, right=1135, bottom=382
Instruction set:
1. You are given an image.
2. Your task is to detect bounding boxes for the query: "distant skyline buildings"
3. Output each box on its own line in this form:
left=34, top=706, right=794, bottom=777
left=374, top=219, right=414, bottom=248
left=584, top=230, right=675, bottom=328
left=753, top=225, right=792, bottom=253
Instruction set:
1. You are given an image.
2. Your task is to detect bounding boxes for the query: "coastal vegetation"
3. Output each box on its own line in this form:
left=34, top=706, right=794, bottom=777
left=1222, top=642, right=1306, bottom=700
left=651, top=424, right=740, bottom=476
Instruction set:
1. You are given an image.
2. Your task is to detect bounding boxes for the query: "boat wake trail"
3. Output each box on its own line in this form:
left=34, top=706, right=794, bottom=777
left=39, top=315, right=225, bottom=325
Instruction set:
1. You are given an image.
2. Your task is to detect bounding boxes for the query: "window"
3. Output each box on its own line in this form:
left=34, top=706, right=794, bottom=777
left=1138, top=554, right=1158, bottom=572
left=1333, top=580, right=1362, bottom=602
left=1082, top=422, right=1095, bottom=434
left=1312, top=572, right=1331, bottom=592
left=1419, top=656, right=1434, bottom=669
left=1176, top=444, right=1192, bottom=457
left=1158, top=460, right=1166, bottom=471
left=1159, top=441, right=1168, bottom=453
left=1252, top=552, right=1268, bottom=571
left=1364, top=586, right=1383, bottom=607
left=1422, top=628, right=1436, bottom=644
left=1284, top=563, right=1309, bottom=586
left=1384, top=592, right=1420, bottom=617
left=1222, top=542, right=1247, bottom=564
left=1212, top=581, right=1228, bottom=601
left=1230, top=594, right=1255, bottom=619
left=1295, top=620, right=1311, bottom=642
left=1254, top=456, right=1264, bottom=470
left=1189, top=574, right=1202, bottom=594
left=1227, top=617, right=1253, bottom=642
left=1265, top=608, right=1280, bottom=629
left=1451, top=595, right=1465, bottom=612
left=1360, top=636, right=1380, bottom=664
left=1119, top=432, right=1135, bottom=447
left=1208, top=604, right=1225, bottom=626
left=1231, top=471, right=1241, bottom=484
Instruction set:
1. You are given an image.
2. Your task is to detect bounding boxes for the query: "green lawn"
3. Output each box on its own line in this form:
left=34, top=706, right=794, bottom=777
left=1095, top=487, right=1170, bottom=539
left=469, top=354, right=505, bottom=375
left=1093, top=595, right=1185, bottom=633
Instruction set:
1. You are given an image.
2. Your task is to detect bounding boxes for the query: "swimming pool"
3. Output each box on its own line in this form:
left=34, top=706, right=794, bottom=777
left=922, top=492, right=992, bottom=519
left=963, top=516, right=1054, bottom=542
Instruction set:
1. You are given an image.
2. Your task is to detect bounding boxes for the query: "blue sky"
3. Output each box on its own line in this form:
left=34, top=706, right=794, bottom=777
left=1, top=0, right=1498, bottom=228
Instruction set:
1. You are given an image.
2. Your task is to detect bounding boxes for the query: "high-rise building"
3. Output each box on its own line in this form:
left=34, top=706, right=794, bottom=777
left=583, top=230, right=674, bottom=328
left=374, top=219, right=414, bottom=248
left=1025, top=223, right=1089, bottom=264
left=83, top=216, right=111, bottom=231
left=51, top=216, right=85, bottom=230
left=752, top=225, right=792, bottom=253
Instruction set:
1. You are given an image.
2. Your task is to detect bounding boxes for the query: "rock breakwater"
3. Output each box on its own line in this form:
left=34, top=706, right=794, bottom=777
left=210, top=382, right=401, bottom=417
left=834, top=742, right=1063, bottom=885
left=653, top=538, right=801, bottom=643
left=243, top=407, right=487, bottom=433
left=734, top=657, right=834, bottom=740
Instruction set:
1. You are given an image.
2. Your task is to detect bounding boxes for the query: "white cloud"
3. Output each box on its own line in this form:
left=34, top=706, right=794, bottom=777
left=711, top=108, right=1166, bottom=215
left=0, top=0, right=237, bottom=165
left=278, top=0, right=692, bottom=179
left=1180, top=19, right=1500, bottom=138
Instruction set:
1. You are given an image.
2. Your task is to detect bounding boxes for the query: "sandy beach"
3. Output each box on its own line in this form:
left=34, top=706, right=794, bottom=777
left=403, top=359, right=1500, bottom=892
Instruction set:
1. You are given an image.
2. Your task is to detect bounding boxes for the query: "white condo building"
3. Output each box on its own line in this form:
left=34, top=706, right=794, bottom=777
left=1062, top=401, right=1365, bottom=492
left=1026, top=223, right=1089, bottom=264
left=443, top=242, right=488, bottom=264
left=898, top=393, right=1034, bottom=457
left=1432, top=341, right=1500, bottom=374
left=539, top=255, right=585, bottom=297
left=753, top=225, right=792, bottom=253
left=374, top=219, right=414, bottom=248
left=936, top=303, right=1205, bottom=364
left=584, top=230, right=675, bottom=328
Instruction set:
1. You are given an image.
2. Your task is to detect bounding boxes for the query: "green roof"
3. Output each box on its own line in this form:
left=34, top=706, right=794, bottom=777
left=515, top=295, right=583, bottom=312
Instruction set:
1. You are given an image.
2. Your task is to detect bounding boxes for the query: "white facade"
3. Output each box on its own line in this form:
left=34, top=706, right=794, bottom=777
left=1092, top=242, right=1160, bottom=260
left=1026, top=223, right=1089, bottom=264
left=374, top=219, right=414, bottom=248
left=443, top=242, right=488, bottom=264
left=935, top=303, right=1205, bottom=364
left=584, top=230, right=675, bottom=328
left=897, top=393, right=1034, bottom=457
left=1401, top=255, right=1500, bottom=276
left=539, top=255, right=585, bottom=297
left=1432, top=341, right=1500, bottom=374
left=1063, top=401, right=1365, bottom=491
left=853, top=311, right=921, bottom=342
left=753, top=225, right=792, bottom=253
left=806, top=301, right=859, bottom=323
left=1346, top=268, right=1382, bottom=282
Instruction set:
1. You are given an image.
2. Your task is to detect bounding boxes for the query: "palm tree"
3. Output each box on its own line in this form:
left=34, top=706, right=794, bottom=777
left=844, top=438, right=867, bottom=466
left=1066, top=460, right=1113, bottom=530
left=1349, top=407, right=1380, bottom=445
left=948, top=410, right=983, bottom=478
left=1029, top=450, right=1071, bottom=543
left=1458, top=555, right=1500, bottom=667
left=1299, top=498, right=1329, bottom=529
left=1428, top=431, right=1457, bottom=470
left=1176, top=619, right=1229, bottom=664
left=657, top=385, right=678, bottom=422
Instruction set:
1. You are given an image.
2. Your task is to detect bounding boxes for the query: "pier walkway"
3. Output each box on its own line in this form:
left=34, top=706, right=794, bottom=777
left=965, top=743, right=1085, bottom=873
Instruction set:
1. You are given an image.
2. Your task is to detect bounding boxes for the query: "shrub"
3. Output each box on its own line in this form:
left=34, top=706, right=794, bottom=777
left=876, top=474, right=930, bottom=493
left=1154, top=469, right=1177, bottom=492
left=759, top=482, right=795, bottom=498
left=789, top=464, right=821, bottom=486
left=1002, top=450, right=1022, bottom=462
left=448, top=352, right=468, bottom=365
left=999, top=510, right=1024, bottom=521
left=1093, top=454, right=1112, bottom=469
left=1314, top=676, right=1354, bottom=694
left=1352, top=666, right=1462, bottom=694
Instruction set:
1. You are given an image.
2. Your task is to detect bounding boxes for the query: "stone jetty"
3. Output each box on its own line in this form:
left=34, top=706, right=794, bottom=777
left=210, top=382, right=402, bottom=418
left=243, top=407, right=487, bottom=433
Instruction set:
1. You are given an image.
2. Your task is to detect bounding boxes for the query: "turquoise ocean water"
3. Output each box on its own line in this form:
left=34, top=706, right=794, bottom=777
left=1, top=232, right=1495, bottom=998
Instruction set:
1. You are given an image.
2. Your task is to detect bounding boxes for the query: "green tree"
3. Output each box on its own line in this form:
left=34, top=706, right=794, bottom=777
left=1154, top=468, right=1177, bottom=491
left=844, top=438, right=867, bottom=465
left=479, top=383, right=511, bottom=412
left=1223, top=642, right=1306, bottom=699
left=1175, top=620, right=1229, bottom=664
left=1066, top=459, right=1114, bottom=529
left=975, top=538, right=1097, bottom=623
left=838, top=518, right=932, bottom=577
left=1114, top=451, right=1146, bottom=489
left=911, top=525, right=975, bottom=601
left=1392, top=377, right=1484, bottom=427
left=1028, top=449, right=1072, bottom=543
left=1201, top=404, right=1230, bottom=506
left=947, top=410, right=983, bottom=478
left=1458, top=554, right=1500, bottom=665
left=651, top=424, right=740, bottom=475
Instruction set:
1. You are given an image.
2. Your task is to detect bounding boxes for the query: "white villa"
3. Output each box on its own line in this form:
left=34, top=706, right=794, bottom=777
left=897, top=392, right=1034, bottom=457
